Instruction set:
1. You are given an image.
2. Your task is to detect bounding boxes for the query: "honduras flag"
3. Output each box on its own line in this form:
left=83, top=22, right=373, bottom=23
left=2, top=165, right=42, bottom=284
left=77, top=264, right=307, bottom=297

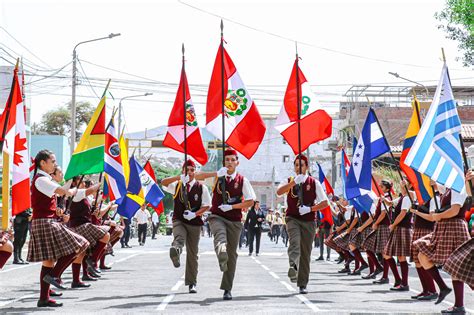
left=345, top=108, right=390, bottom=200
left=405, top=63, right=465, bottom=193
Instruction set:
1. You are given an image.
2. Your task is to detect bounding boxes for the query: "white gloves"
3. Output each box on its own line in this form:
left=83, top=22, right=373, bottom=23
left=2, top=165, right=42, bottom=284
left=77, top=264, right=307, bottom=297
left=294, top=174, right=306, bottom=185
left=67, top=187, right=77, bottom=197
left=183, top=210, right=197, bottom=221
left=219, top=204, right=233, bottom=212
left=180, top=174, right=190, bottom=185
left=299, top=205, right=311, bottom=215
left=217, top=167, right=229, bottom=177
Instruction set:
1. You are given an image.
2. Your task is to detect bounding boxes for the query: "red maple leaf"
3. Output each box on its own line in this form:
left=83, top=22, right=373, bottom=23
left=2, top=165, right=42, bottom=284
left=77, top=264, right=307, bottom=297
left=13, top=134, right=27, bottom=166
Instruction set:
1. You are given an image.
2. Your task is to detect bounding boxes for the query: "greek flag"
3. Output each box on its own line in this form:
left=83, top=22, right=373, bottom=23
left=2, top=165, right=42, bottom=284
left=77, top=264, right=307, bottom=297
left=405, top=63, right=465, bottom=193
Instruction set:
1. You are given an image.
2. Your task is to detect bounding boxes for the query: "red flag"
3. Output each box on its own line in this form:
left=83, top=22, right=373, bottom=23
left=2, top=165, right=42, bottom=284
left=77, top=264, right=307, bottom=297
left=0, top=65, right=31, bottom=215
left=163, top=67, right=208, bottom=165
left=206, top=46, right=266, bottom=159
left=144, top=160, right=162, bottom=213
left=319, top=206, right=334, bottom=226
left=275, top=60, right=332, bottom=154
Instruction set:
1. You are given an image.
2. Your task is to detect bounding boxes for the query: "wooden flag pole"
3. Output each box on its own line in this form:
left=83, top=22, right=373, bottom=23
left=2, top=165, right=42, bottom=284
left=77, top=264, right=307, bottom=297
left=2, top=152, right=9, bottom=230
left=219, top=20, right=227, bottom=204
left=295, top=42, right=304, bottom=206
left=181, top=44, right=190, bottom=210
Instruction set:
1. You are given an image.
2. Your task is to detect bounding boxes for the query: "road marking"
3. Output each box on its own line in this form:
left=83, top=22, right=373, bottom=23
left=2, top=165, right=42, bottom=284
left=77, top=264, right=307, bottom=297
left=261, top=265, right=270, bottom=271
left=110, top=253, right=141, bottom=265
left=156, top=294, right=175, bottom=311
left=0, top=294, right=36, bottom=307
left=295, top=294, right=320, bottom=312
left=0, top=262, right=41, bottom=274
left=254, top=259, right=262, bottom=265
left=269, top=271, right=280, bottom=279
left=171, top=280, right=184, bottom=291
left=280, top=280, right=296, bottom=292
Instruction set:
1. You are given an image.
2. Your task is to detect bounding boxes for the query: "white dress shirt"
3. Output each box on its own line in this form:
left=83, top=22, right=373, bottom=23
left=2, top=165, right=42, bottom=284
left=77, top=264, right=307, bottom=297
left=135, top=209, right=151, bottom=224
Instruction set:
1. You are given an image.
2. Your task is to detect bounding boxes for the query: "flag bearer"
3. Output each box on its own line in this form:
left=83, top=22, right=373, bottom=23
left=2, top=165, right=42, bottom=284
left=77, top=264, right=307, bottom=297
left=276, top=154, right=329, bottom=294
left=195, top=149, right=256, bottom=300
left=162, top=159, right=211, bottom=294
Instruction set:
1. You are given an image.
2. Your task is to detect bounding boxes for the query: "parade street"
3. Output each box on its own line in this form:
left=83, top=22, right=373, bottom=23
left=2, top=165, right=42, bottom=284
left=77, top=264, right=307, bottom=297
left=0, top=235, right=472, bottom=314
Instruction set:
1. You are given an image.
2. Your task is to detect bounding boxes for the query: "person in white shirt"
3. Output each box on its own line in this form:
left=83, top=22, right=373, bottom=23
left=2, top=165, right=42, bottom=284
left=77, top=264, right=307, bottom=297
left=151, top=211, right=160, bottom=239
left=134, top=205, right=151, bottom=246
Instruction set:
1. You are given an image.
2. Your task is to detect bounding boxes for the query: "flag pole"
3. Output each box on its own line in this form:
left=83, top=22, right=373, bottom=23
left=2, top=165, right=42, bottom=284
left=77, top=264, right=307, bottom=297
left=182, top=43, right=190, bottom=210
left=0, top=59, right=19, bottom=153
left=295, top=42, right=304, bottom=206
left=220, top=20, right=227, bottom=204
left=441, top=48, right=473, bottom=195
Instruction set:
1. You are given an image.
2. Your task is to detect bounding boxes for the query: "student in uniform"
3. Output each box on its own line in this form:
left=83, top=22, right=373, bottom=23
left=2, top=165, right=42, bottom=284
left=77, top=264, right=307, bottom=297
left=276, top=154, right=329, bottom=294
left=162, top=159, right=211, bottom=294
left=195, top=149, right=256, bottom=300
left=412, top=173, right=472, bottom=307
left=0, top=230, right=13, bottom=269
left=325, top=201, right=347, bottom=264
left=383, top=179, right=414, bottom=291
left=28, top=150, right=89, bottom=307
left=332, top=200, right=357, bottom=273
left=409, top=181, right=439, bottom=301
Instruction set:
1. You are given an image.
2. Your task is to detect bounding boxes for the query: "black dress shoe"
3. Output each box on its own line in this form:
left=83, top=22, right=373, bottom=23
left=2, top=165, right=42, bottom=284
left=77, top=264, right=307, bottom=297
left=441, top=306, right=465, bottom=314
left=338, top=267, right=350, bottom=273
left=316, top=256, right=324, bottom=261
left=12, top=260, right=24, bottom=265
left=390, top=285, right=409, bottom=291
left=299, top=287, right=308, bottom=294
left=19, top=258, right=29, bottom=264
left=288, top=266, right=298, bottom=283
left=349, top=269, right=361, bottom=275
left=373, top=277, right=389, bottom=284
left=362, top=272, right=376, bottom=279
left=435, top=287, right=452, bottom=305
left=82, top=275, right=98, bottom=281
left=43, top=274, right=67, bottom=290
left=417, top=292, right=438, bottom=301
left=223, top=290, right=232, bottom=300
left=189, top=284, right=197, bottom=294
left=100, top=265, right=112, bottom=270
left=411, top=292, right=424, bottom=299
left=49, top=290, right=62, bottom=297
left=37, top=299, right=63, bottom=307
left=373, top=268, right=383, bottom=277
left=358, top=264, right=369, bottom=272
left=71, top=281, right=91, bottom=288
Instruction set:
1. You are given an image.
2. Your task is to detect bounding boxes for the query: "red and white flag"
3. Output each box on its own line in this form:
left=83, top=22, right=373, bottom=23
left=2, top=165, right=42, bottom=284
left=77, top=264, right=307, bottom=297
left=206, top=46, right=266, bottom=159
left=0, top=66, right=31, bottom=215
left=275, top=60, right=332, bottom=154
left=163, top=68, right=208, bottom=165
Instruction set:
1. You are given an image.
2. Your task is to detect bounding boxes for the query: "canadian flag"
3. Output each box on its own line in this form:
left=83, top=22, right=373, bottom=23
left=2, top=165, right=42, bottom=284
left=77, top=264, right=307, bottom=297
left=206, top=46, right=266, bottom=159
left=275, top=60, right=332, bottom=154
left=0, top=66, right=31, bottom=215
left=163, top=67, right=208, bottom=165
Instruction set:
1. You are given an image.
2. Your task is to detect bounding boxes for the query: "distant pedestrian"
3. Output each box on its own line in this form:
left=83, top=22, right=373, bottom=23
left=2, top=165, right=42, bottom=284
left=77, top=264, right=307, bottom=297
left=135, top=205, right=151, bottom=246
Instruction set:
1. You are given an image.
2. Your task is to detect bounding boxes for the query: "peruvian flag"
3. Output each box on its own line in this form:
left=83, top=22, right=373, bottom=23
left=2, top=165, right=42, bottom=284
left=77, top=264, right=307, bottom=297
left=0, top=66, right=31, bottom=215
left=275, top=60, right=332, bottom=154
left=143, top=160, right=162, bottom=214
left=163, top=67, right=208, bottom=165
left=206, top=46, right=266, bottom=159
left=317, top=163, right=334, bottom=197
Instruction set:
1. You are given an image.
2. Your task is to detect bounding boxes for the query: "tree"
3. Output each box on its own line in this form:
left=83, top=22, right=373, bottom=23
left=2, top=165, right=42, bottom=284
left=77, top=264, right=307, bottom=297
left=38, top=101, right=95, bottom=140
left=148, top=162, right=181, bottom=214
left=435, top=0, right=474, bottom=67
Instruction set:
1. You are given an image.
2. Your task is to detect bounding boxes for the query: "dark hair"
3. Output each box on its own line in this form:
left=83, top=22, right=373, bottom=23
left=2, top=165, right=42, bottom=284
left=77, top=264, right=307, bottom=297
left=84, top=180, right=92, bottom=188
left=381, top=179, right=392, bottom=190
left=70, top=176, right=81, bottom=188
left=34, top=150, right=54, bottom=176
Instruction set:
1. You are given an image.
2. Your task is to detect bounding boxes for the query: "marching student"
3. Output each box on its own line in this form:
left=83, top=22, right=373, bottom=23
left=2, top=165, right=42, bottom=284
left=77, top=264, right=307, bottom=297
left=276, top=154, right=329, bottom=294
left=409, top=180, right=439, bottom=301
left=382, top=179, right=414, bottom=291
left=325, top=201, right=348, bottom=264
left=28, top=150, right=89, bottom=307
left=162, top=159, right=211, bottom=294
left=412, top=172, right=472, bottom=307
left=332, top=201, right=359, bottom=274
left=195, top=149, right=256, bottom=300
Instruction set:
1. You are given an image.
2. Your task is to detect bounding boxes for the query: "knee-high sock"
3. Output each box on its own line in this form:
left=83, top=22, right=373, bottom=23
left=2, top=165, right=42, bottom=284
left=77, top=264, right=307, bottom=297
left=72, top=263, right=81, bottom=283
left=354, top=256, right=360, bottom=270
left=382, top=258, right=390, bottom=278
left=416, top=267, right=428, bottom=294
left=99, top=255, right=106, bottom=268
left=82, top=258, right=89, bottom=277
left=420, top=267, right=436, bottom=293
left=51, top=253, right=76, bottom=278
left=427, top=266, right=449, bottom=290
left=452, top=280, right=464, bottom=307
left=0, top=250, right=12, bottom=269
left=90, top=241, right=107, bottom=263
left=352, top=249, right=368, bottom=267
left=367, top=251, right=382, bottom=270
left=40, top=266, right=53, bottom=300
left=387, top=258, right=401, bottom=284
left=367, top=253, right=375, bottom=273
left=400, top=261, right=409, bottom=286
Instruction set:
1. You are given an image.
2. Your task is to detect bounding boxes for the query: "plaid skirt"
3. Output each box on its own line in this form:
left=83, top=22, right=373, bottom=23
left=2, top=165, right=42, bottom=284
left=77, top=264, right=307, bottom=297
left=413, top=218, right=470, bottom=266
left=333, top=231, right=352, bottom=251
left=363, top=225, right=390, bottom=254
left=349, top=228, right=372, bottom=249
left=383, top=226, right=412, bottom=257
left=411, top=227, right=433, bottom=264
left=27, top=218, right=89, bottom=262
left=72, top=223, right=109, bottom=248
left=443, top=238, right=474, bottom=289
left=325, top=232, right=342, bottom=252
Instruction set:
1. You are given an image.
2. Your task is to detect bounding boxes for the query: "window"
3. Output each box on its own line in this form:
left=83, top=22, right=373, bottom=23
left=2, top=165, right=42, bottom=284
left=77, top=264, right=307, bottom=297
left=283, top=155, right=290, bottom=163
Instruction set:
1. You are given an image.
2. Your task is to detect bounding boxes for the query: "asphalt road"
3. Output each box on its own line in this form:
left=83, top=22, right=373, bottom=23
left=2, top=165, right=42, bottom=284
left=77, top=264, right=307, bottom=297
left=0, top=233, right=472, bottom=314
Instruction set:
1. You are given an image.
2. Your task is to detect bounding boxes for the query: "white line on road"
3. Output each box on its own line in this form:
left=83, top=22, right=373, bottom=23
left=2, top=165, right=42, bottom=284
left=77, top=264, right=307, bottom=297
left=295, top=294, right=320, bottom=312
left=156, top=294, right=175, bottom=311
left=110, top=253, right=141, bottom=265
left=269, top=271, right=280, bottom=279
left=171, top=280, right=184, bottom=291
left=261, top=265, right=270, bottom=271
left=279, top=280, right=296, bottom=292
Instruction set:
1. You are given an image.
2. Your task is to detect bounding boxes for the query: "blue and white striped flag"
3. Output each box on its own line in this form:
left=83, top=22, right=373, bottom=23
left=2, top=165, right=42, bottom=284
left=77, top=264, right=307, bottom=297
left=405, top=63, right=465, bottom=193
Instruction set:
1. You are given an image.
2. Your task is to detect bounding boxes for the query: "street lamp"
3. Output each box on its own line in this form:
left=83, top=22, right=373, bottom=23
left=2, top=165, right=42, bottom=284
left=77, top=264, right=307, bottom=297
left=118, top=93, right=153, bottom=132
left=71, top=33, right=121, bottom=155
left=388, top=72, right=430, bottom=98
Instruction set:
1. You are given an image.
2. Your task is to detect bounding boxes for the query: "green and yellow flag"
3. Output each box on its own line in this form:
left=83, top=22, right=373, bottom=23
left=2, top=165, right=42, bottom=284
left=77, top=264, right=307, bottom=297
left=64, top=96, right=106, bottom=180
